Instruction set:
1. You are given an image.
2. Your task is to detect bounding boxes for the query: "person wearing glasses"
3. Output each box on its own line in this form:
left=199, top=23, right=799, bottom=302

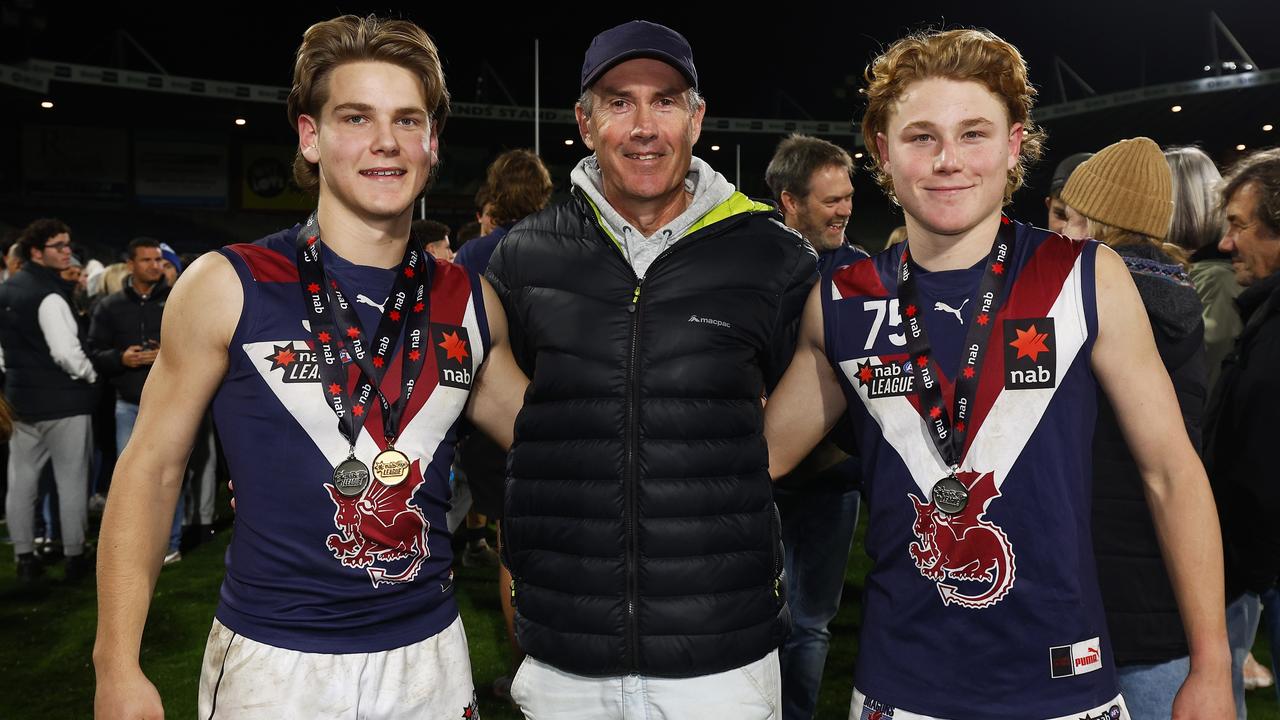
left=0, top=218, right=98, bottom=582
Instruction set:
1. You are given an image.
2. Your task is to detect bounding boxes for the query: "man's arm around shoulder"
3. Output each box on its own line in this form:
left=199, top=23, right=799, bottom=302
left=1090, top=245, right=1231, bottom=719
left=93, top=253, right=241, bottom=719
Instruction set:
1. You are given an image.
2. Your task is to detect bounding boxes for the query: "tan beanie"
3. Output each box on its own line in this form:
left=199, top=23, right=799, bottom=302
left=1061, top=137, right=1173, bottom=239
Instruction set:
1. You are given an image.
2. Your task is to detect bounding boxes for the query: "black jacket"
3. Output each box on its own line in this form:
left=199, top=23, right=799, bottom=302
left=88, top=279, right=169, bottom=404
left=1205, top=269, right=1280, bottom=600
left=0, top=263, right=98, bottom=420
left=1091, top=244, right=1205, bottom=665
left=487, top=190, right=815, bottom=677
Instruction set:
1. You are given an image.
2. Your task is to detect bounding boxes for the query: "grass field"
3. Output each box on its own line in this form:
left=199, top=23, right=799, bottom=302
left=1, top=506, right=1277, bottom=720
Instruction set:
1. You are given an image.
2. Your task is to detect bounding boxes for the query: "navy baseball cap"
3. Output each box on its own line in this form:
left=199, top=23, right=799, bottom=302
left=580, top=20, right=698, bottom=93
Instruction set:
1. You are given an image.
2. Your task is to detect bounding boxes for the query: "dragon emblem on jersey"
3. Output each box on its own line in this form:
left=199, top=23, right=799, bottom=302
left=323, top=458, right=431, bottom=588
left=907, top=470, right=1016, bottom=608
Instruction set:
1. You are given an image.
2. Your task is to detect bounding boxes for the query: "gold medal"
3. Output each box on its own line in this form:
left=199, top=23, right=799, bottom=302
left=372, top=448, right=411, bottom=486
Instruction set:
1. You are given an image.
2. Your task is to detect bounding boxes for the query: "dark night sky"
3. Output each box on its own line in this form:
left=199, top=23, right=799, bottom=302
left=10, top=0, right=1277, bottom=120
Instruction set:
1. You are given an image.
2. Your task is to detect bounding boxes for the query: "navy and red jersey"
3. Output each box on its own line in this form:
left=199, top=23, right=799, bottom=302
left=211, top=226, right=490, bottom=653
left=824, top=220, right=1121, bottom=718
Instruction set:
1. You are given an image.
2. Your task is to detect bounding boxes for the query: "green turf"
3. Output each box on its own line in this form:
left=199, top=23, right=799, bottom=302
left=1, top=505, right=1277, bottom=719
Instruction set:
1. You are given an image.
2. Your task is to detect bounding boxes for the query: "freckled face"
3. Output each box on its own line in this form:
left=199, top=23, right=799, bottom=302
left=876, top=78, right=1021, bottom=238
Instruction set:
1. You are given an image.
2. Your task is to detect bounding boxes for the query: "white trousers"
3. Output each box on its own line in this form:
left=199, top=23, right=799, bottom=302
left=849, top=688, right=1130, bottom=720
left=511, top=650, right=780, bottom=720
left=197, top=616, right=476, bottom=719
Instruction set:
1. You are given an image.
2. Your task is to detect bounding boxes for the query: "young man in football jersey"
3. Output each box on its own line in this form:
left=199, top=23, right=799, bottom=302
left=93, top=15, right=526, bottom=719
left=764, top=28, right=1230, bottom=720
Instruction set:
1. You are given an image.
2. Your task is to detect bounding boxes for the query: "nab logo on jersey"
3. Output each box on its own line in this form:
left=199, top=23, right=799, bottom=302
left=264, top=342, right=320, bottom=383
left=855, top=359, right=915, bottom=399
left=1003, top=318, right=1056, bottom=390
left=432, top=324, right=473, bottom=390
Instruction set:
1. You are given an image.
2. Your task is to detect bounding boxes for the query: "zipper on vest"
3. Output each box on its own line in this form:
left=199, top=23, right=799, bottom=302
left=625, top=277, right=643, bottom=669
left=602, top=208, right=756, bottom=672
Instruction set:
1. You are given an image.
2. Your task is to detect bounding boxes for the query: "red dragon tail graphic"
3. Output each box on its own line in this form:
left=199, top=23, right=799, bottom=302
left=907, top=471, right=1017, bottom=609
left=324, top=459, right=432, bottom=588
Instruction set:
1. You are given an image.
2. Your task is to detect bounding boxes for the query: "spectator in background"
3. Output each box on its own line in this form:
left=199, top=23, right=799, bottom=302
left=1166, top=146, right=1241, bottom=391
left=885, top=225, right=907, bottom=248
left=1046, top=151, right=1092, bottom=235
left=1203, top=147, right=1280, bottom=718
left=88, top=237, right=183, bottom=565
left=0, top=218, right=98, bottom=582
left=764, top=133, right=866, bottom=720
left=454, top=149, right=553, bottom=277
left=1, top=231, right=20, bottom=281
left=455, top=220, right=481, bottom=250
left=1062, top=137, right=1206, bottom=720
left=475, top=184, right=496, bottom=237
left=158, top=243, right=182, bottom=286
left=412, top=219, right=454, bottom=261
left=451, top=146, right=553, bottom=703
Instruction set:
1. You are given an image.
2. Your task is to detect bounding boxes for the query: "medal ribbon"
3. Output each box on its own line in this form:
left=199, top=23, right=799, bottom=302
left=294, top=213, right=433, bottom=451
left=897, top=217, right=1015, bottom=470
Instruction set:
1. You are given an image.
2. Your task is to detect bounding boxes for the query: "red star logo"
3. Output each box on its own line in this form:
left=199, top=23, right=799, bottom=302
left=929, top=405, right=942, bottom=419
left=346, top=326, right=361, bottom=339
left=991, top=262, right=1005, bottom=275
left=351, top=405, right=364, bottom=417
left=1009, top=324, right=1051, bottom=361
left=317, top=331, right=331, bottom=343
left=916, top=355, right=928, bottom=368
left=955, top=421, right=966, bottom=433
left=404, top=266, right=415, bottom=278
left=413, top=302, right=425, bottom=313
left=1000, top=215, right=1011, bottom=225
left=408, top=350, right=421, bottom=362
left=307, top=235, right=318, bottom=245
left=976, top=313, right=990, bottom=326
left=962, top=366, right=975, bottom=379
left=904, top=304, right=918, bottom=318
left=330, top=279, right=339, bottom=289
left=327, top=382, right=342, bottom=395
left=307, top=282, right=321, bottom=294
left=388, top=310, right=401, bottom=321
left=438, top=331, right=469, bottom=364
left=265, top=344, right=298, bottom=370
left=372, top=356, right=384, bottom=368
left=858, top=363, right=874, bottom=384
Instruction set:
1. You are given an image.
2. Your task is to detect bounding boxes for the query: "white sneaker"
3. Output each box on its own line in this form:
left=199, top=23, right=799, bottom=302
left=162, top=550, right=182, bottom=567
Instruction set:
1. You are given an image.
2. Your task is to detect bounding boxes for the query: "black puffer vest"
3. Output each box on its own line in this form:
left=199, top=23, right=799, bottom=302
left=0, top=263, right=98, bottom=421
left=487, top=191, right=815, bottom=677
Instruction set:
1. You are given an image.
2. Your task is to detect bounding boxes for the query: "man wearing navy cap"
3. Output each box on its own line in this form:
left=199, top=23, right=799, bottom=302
left=487, top=19, right=815, bottom=718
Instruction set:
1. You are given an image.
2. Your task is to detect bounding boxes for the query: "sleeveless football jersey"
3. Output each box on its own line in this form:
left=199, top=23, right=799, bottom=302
left=824, top=220, right=1120, bottom=718
left=211, top=227, right=489, bottom=653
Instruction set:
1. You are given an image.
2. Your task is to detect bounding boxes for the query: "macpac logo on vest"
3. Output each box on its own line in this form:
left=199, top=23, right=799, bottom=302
left=1002, top=317, right=1056, bottom=390
left=433, top=324, right=473, bottom=390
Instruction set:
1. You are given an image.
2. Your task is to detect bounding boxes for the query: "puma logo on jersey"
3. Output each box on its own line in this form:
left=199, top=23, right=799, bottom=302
left=934, top=299, right=969, bottom=324
left=356, top=294, right=387, bottom=313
